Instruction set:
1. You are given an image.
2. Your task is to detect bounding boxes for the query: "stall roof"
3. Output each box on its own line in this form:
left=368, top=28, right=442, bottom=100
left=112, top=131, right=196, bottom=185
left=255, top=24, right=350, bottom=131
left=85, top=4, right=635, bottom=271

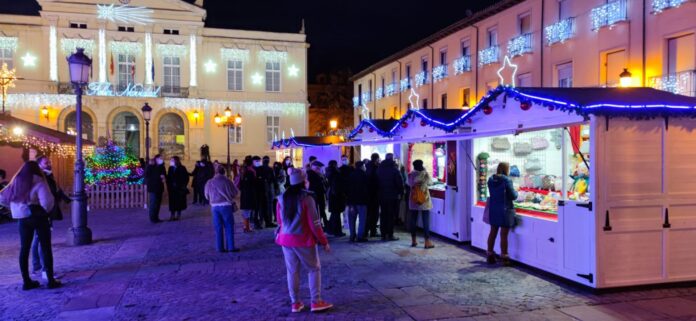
left=271, top=135, right=344, bottom=149
left=0, top=114, right=94, bottom=146
left=348, top=109, right=469, bottom=139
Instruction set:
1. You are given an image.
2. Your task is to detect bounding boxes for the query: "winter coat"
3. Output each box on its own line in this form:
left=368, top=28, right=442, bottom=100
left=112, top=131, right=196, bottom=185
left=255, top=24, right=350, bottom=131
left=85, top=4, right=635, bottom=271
left=366, top=161, right=379, bottom=204
left=346, top=168, right=369, bottom=206
left=487, top=174, right=518, bottom=228
left=204, top=174, right=239, bottom=206
left=327, top=166, right=346, bottom=213
left=166, top=165, right=190, bottom=211
left=275, top=191, right=329, bottom=247
left=0, top=176, right=54, bottom=219
left=191, top=160, right=214, bottom=189
left=407, top=170, right=433, bottom=211
left=307, top=169, right=327, bottom=204
left=274, top=167, right=287, bottom=196
left=144, top=164, right=166, bottom=194
left=376, top=159, right=404, bottom=201
left=239, top=167, right=257, bottom=210
left=254, top=165, right=275, bottom=203
left=43, top=172, right=70, bottom=220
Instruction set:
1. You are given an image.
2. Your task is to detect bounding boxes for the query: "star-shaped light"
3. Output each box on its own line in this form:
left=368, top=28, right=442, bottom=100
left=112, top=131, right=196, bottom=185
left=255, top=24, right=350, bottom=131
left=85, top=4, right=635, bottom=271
left=497, top=55, right=518, bottom=87
left=21, top=53, right=37, bottom=67
left=251, top=72, right=263, bottom=85
left=287, top=64, right=300, bottom=77
left=204, top=60, right=217, bottom=73
left=408, top=88, right=420, bottom=109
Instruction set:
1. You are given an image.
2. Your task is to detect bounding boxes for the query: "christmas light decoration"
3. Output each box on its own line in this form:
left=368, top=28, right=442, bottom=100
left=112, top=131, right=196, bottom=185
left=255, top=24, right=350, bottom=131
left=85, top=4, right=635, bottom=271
left=479, top=46, right=500, bottom=66
left=287, top=64, right=300, bottom=77
left=520, top=101, right=532, bottom=111
left=84, top=140, right=143, bottom=186
left=483, top=105, right=493, bottom=115
left=400, top=78, right=410, bottom=92
left=652, top=0, right=687, bottom=13
left=360, top=102, right=370, bottom=120
left=650, top=71, right=695, bottom=96
left=432, top=65, right=448, bottom=82
left=408, top=88, right=420, bottom=109
left=361, top=92, right=371, bottom=103
left=385, top=83, right=396, bottom=96
left=204, top=59, right=217, bottom=73
left=163, top=98, right=306, bottom=116
left=251, top=72, right=263, bottom=85
left=375, top=87, right=384, bottom=100
left=156, top=43, right=187, bottom=57
left=590, top=0, right=628, bottom=31
left=415, top=71, right=427, bottom=87
left=21, top=53, right=36, bottom=67
left=96, top=4, right=153, bottom=25
left=507, top=33, right=533, bottom=57
left=0, top=36, right=17, bottom=51
left=98, top=28, right=106, bottom=82
left=220, top=48, right=249, bottom=62
left=61, top=38, right=95, bottom=55
left=49, top=26, right=57, bottom=81
left=497, top=56, right=518, bottom=87
left=545, top=18, right=575, bottom=45
left=352, top=96, right=359, bottom=107
left=110, top=41, right=142, bottom=55
left=190, top=34, right=197, bottom=87
left=6, top=94, right=75, bottom=109
left=0, top=125, right=90, bottom=159
left=258, top=50, right=287, bottom=63
left=145, top=33, right=153, bottom=85
left=453, top=55, right=471, bottom=75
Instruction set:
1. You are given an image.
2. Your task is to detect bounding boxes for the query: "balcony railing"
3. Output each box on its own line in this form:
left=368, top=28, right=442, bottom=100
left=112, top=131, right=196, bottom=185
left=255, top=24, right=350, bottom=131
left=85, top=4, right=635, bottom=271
left=400, top=78, right=411, bottom=92
left=385, top=83, right=397, bottom=96
left=545, top=18, right=575, bottom=45
left=361, top=92, right=371, bottom=103
left=590, top=0, right=628, bottom=30
left=352, top=96, right=359, bottom=107
left=375, top=87, right=384, bottom=100
left=432, top=64, right=448, bottom=82
left=453, top=55, right=472, bottom=75
left=507, top=33, right=533, bottom=57
left=415, top=71, right=428, bottom=87
left=162, top=86, right=189, bottom=98
left=478, top=46, right=500, bottom=66
left=649, top=70, right=696, bottom=97
left=652, top=0, right=688, bottom=13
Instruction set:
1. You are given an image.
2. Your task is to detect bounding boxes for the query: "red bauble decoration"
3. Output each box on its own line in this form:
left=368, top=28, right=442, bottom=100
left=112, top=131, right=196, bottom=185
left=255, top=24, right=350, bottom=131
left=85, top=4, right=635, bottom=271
left=420, top=120, right=427, bottom=127
left=548, top=105, right=555, bottom=111
left=401, top=122, right=409, bottom=128
left=483, top=105, right=493, bottom=115
left=520, top=101, right=532, bottom=111
left=358, top=129, right=363, bottom=134
left=467, top=118, right=473, bottom=124
left=368, top=127, right=374, bottom=133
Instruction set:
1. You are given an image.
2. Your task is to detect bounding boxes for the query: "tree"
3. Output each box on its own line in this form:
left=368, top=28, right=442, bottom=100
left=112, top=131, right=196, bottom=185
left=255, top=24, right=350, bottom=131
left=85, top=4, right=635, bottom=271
left=84, top=140, right=144, bottom=185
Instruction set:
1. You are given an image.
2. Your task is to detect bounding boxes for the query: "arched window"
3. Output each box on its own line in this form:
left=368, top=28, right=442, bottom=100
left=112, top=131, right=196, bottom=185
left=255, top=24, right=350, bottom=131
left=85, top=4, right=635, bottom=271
left=112, top=111, right=140, bottom=156
left=158, top=113, right=185, bottom=158
left=64, top=111, right=94, bottom=141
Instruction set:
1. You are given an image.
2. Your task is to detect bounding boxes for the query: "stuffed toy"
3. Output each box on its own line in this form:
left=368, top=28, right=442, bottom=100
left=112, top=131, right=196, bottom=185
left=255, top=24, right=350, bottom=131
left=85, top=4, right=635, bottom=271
left=569, top=155, right=590, bottom=199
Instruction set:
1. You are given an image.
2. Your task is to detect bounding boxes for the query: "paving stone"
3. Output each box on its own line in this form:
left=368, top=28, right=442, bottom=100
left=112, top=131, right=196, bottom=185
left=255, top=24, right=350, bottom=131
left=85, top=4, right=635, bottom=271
left=55, top=307, right=115, bottom=321
left=630, top=297, right=696, bottom=318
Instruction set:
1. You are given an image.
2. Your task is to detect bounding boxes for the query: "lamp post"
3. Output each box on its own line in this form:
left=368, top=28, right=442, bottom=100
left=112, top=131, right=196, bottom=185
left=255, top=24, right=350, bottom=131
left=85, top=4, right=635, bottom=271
left=66, top=48, right=92, bottom=246
left=214, top=108, right=242, bottom=177
left=0, top=63, right=17, bottom=114
left=141, top=102, right=152, bottom=163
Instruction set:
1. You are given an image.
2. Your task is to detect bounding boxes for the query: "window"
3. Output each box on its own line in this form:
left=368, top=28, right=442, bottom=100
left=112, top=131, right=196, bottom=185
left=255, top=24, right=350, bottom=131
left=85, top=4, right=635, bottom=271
left=112, top=111, right=140, bottom=156
left=518, top=73, right=533, bottom=87
left=461, top=39, right=470, bottom=57
left=118, top=53, right=135, bottom=91
left=461, top=88, right=471, bottom=107
left=421, top=56, right=428, bottom=73
left=163, top=56, right=181, bottom=95
left=441, top=94, right=447, bottom=109
left=163, top=29, right=179, bottom=35
left=382, top=109, right=386, bottom=119
left=227, top=60, right=243, bottom=91
left=559, top=0, right=572, bottom=20
left=557, top=62, right=573, bottom=87
left=519, top=13, right=532, bottom=34
left=70, top=22, right=87, bottom=29
left=604, top=50, right=626, bottom=86
left=405, top=64, right=412, bottom=88
left=667, top=34, right=695, bottom=75
left=368, top=79, right=373, bottom=100
left=64, top=111, right=93, bottom=141
left=265, top=62, right=281, bottom=92
left=381, top=76, right=385, bottom=93
left=487, top=27, right=498, bottom=47
left=266, top=115, right=280, bottom=143
left=118, top=26, right=135, bottom=32
left=158, top=113, right=185, bottom=158
left=229, top=125, right=243, bottom=144
left=0, top=47, right=13, bottom=69
left=358, top=84, right=363, bottom=105
left=422, top=98, right=428, bottom=109
left=440, top=48, right=447, bottom=65
left=391, top=69, right=397, bottom=85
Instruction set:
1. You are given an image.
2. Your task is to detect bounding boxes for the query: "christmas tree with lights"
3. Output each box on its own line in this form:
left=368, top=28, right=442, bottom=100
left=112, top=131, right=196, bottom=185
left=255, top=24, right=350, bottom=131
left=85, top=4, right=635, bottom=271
left=84, top=140, right=144, bottom=185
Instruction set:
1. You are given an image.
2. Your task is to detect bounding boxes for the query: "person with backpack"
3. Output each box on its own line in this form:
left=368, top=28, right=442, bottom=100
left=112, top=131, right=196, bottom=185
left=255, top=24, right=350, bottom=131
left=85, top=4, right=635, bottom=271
left=407, top=160, right=434, bottom=249
left=276, top=168, right=333, bottom=313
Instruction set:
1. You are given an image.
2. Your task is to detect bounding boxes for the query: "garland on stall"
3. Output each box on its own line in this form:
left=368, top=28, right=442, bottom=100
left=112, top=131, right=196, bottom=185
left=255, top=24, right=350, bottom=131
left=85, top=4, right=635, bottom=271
left=0, top=127, right=87, bottom=158
left=84, top=140, right=143, bottom=186
left=476, top=152, right=490, bottom=202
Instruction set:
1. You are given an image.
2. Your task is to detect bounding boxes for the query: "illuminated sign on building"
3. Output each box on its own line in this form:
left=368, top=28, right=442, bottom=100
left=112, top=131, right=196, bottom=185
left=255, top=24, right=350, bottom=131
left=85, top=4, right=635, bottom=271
left=86, top=82, right=161, bottom=97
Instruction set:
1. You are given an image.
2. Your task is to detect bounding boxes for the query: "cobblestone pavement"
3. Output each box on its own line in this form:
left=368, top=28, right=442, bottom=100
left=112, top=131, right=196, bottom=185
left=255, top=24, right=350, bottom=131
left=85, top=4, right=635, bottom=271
left=1, top=205, right=696, bottom=321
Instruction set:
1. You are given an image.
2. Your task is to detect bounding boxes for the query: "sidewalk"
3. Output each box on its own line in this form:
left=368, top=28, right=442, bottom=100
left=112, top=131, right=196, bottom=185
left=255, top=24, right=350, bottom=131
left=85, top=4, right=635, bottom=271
left=0, top=205, right=694, bottom=320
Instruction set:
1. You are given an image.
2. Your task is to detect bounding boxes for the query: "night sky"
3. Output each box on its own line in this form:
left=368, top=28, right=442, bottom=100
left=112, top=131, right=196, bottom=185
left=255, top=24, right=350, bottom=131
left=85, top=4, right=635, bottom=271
left=2, top=0, right=498, bottom=80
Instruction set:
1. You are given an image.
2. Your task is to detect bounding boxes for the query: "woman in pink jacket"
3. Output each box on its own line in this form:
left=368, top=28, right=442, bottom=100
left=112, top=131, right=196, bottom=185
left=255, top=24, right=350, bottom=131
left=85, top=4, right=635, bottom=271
left=276, top=168, right=333, bottom=313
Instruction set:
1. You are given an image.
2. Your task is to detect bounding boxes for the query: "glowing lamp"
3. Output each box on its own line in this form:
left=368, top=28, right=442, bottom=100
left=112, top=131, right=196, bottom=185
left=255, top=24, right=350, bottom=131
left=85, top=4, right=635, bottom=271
left=12, top=126, right=23, bottom=136
left=619, top=68, right=633, bottom=87
left=214, top=113, right=221, bottom=124
left=224, top=106, right=232, bottom=118
left=234, top=113, right=242, bottom=125
left=66, top=48, right=92, bottom=85
left=41, top=106, right=49, bottom=120
left=329, top=119, right=338, bottom=130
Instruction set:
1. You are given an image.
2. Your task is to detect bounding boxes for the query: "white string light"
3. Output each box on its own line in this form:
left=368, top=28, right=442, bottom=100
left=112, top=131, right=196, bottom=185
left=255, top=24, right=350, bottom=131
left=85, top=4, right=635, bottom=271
left=545, top=18, right=575, bottom=45
left=220, top=48, right=249, bottom=62
left=145, top=33, right=153, bottom=85
left=61, top=38, right=95, bottom=55
left=49, top=26, right=57, bottom=81
left=110, top=41, right=142, bottom=55
left=652, top=0, right=687, bottom=13
left=98, top=28, right=106, bottom=82
left=96, top=4, right=154, bottom=25
left=257, top=50, right=287, bottom=63
left=190, top=34, right=197, bottom=87
left=478, top=46, right=500, bottom=66
left=507, top=34, right=532, bottom=57
left=0, top=36, right=17, bottom=51
left=453, top=56, right=471, bottom=75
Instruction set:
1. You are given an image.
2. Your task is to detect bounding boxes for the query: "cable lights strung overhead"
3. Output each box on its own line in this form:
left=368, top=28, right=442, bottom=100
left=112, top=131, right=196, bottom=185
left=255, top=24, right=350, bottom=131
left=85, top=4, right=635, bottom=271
left=96, top=4, right=154, bottom=25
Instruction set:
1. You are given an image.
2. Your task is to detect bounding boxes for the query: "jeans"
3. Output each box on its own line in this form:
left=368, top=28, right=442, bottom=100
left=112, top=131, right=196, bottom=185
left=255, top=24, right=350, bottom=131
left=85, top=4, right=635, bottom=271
left=19, top=213, right=54, bottom=283
left=347, top=205, right=367, bottom=239
left=409, top=210, right=431, bottom=238
left=282, top=246, right=322, bottom=304
left=212, top=205, right=235, bottom=252
left=31, top=232, right=43, bottom=272
left=148, top=192, right=162, bottom=222
left=379, top=199, right=399, bottom=238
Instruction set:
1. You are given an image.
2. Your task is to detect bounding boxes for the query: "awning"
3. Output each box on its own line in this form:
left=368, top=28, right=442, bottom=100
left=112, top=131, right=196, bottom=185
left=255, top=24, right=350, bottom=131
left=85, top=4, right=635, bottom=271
left=0, top=113, right=95, bottom=157
left=271, top=135, right=344, bottom=150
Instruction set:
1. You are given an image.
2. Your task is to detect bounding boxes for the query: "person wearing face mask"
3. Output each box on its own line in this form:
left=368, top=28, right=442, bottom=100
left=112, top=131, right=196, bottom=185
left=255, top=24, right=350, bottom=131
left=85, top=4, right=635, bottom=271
left=346, top=161, right=369, bottom=242
left=144, top=155, right=166, bottom=223
left=250, top=156, right=265, bottom=229
left=166, top=156, right=190, bottom=221
left=258, top=156, right=277, bottom=228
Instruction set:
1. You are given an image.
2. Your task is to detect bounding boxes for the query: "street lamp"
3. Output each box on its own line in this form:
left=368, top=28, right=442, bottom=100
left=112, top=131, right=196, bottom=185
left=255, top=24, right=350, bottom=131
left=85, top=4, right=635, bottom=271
left=215, top=109, right=242, bottom=177
left=66, top=47, right=92, bottom=246
left=0, top=63, right=17, bottom=114
left=141, top=102, right=152, bottom=163
left=193, top=110, right=199, bottom=125
left=41, top=106, right=49, bottom=121
left=619, top=68, right=633, bottom=88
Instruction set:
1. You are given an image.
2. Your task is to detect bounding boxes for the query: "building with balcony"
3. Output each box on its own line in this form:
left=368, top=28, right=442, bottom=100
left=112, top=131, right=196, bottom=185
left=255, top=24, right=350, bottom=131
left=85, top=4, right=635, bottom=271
left=352, top=0, right=696, bottom=122
left=0, top=0, right=308, bottom=164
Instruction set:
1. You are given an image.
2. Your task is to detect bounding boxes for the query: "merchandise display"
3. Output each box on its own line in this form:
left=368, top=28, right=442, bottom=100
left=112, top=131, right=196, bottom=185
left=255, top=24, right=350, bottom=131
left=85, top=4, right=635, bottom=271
left=408, top=142, right=447, bottom=192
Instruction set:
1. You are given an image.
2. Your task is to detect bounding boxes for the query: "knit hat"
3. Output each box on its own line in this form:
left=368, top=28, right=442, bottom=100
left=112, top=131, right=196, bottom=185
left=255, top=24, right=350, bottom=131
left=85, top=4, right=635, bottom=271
left=289, top=168, right=306, bottom=186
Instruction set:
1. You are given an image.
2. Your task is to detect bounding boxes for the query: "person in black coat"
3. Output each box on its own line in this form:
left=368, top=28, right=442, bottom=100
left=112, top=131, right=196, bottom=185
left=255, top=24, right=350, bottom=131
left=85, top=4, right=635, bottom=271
left=239, top=158, right=257, bottom=232
left=376, top=153, right=404, bottom=241
left=346, top=161, right=369, bottom=242
left=365, top=153, right=381, bottom=238
left=166, top=156, right=189, bottom=221
left=144, top=155, right=166, bottom=223
left=328, top=156, right=353, bottom=237
left=191, top=157, right=214, bottom=205
left=307, top=160, right=329, bottom=227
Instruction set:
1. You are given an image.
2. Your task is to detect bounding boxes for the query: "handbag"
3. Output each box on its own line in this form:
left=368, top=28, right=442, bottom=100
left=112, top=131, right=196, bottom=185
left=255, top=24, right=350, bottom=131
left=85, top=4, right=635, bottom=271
left=513, top=142, right=532, bottom=156
left=524, top=158, right=542, bottom=171
left=510, top=165, right=521, bottom=177
left=482, top=202, right=490, bottom=224
left=28, top=204, right=49, bottom=218
left=531, top=137, right=549, bottom=150
left=491, top=137, right=511, bottom=151
left=410, top=184, right=427, bottom=205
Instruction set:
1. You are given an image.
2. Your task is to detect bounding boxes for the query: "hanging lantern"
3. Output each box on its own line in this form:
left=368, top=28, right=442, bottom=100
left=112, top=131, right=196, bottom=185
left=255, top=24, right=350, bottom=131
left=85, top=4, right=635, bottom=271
left=483, top=105, right=493, bottom=115
left=401, top=122, right=408, bottom=128
left=420, top=120, right=427, bottom=127
left=520, top=101, right=532, bottom=111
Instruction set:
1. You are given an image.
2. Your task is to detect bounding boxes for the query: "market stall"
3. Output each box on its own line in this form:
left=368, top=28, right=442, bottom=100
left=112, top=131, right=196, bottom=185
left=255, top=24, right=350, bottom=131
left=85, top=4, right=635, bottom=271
left=271, top=135, right=345, bottom=168
left=462, top=86, right=696, bottom=289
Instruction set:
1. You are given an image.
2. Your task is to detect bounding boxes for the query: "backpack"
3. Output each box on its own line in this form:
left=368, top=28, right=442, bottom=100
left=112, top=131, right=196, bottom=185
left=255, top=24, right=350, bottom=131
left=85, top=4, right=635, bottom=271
left=411, top=184, right=427, bottom=205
